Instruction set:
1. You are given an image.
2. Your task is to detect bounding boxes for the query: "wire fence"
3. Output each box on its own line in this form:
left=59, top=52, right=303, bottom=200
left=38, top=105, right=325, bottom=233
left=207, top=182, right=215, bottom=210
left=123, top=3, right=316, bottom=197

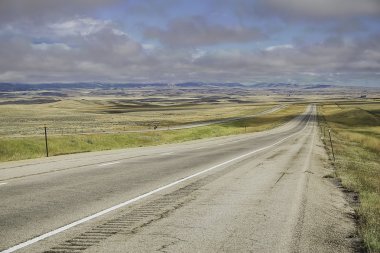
left=0, top=121, right=164, bottom=138
left=0, top=105, right=286, bottom=138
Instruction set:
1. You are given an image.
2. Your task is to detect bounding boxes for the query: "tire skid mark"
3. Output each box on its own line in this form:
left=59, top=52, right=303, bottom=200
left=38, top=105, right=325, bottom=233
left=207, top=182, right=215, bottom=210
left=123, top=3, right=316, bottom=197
left=43, top=155, right=250, bottom=253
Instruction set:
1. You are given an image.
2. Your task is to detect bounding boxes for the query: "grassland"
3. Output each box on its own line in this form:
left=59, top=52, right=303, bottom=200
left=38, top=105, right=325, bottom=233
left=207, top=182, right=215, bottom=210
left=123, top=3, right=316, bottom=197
left=318, top=101, right=380, bottom=252
left=0, top=103, right=306, bottom=162
left=0, top=98, right=277, bottom=136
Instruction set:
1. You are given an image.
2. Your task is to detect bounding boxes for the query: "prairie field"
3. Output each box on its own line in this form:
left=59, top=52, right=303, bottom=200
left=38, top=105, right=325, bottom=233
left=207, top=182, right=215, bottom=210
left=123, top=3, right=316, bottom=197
left=0, top=89, right=308, bottom=161
left=318, top=100, right=380, bottom=252
left=0, top=98, right=275, bottom=136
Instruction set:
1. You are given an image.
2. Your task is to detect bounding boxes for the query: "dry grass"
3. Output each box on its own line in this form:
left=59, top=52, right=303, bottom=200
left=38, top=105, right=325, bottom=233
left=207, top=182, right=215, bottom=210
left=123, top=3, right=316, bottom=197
left=0, top=98, right=275, bottom=136
left=318, top=101, right=380, bottom=252
left=0, top=104, right=305, bottom=162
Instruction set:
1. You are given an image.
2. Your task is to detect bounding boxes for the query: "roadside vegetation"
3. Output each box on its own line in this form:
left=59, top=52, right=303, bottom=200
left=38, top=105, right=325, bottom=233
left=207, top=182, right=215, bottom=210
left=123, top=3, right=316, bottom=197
left=318, top=101, right=380, bottom=252
left=0, top=104, right=305, bottom=162
left=0, top=99, right=275, bottom=136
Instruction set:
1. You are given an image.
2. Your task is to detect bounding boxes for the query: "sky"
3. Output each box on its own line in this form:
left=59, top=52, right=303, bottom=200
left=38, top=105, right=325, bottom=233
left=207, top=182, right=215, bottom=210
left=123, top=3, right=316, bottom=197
left=0, top=0, right=379, bottom=86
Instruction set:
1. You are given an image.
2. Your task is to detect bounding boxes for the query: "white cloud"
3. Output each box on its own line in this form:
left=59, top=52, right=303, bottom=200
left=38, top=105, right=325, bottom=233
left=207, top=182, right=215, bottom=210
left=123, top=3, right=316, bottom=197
left=32, top=42, right=71, bottom=51
left=191, top=49, right=206, bottom=61
left=302, top=72, right=319, bottom=76
left=49, top=18, right=126, bottom=37
left=111, top=28, right=128, bottom=37
left=142, top=43, right=156, bottom=51
left=265, top=44, right=294, bottom=51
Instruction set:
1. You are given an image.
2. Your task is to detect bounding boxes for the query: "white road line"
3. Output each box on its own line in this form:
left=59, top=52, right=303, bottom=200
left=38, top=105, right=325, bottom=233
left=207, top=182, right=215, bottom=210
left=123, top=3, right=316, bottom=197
left=98, top=161, right=120, bottom=167
left=194, top=147, right=204, bottom=150
left=161, top=152, right=174, bottom=156
left=1, top=107, right=313, bottom=253
left=0, top=182, right=8, bottom=186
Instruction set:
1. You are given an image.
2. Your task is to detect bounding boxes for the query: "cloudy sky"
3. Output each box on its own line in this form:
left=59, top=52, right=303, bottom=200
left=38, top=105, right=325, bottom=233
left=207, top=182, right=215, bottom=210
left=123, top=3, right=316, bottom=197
left=0, top=0, right=379, bottom=86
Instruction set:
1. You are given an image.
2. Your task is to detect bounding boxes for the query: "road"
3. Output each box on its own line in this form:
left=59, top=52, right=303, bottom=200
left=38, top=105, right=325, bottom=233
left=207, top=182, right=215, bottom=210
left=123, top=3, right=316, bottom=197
left=163, top=104, right=286, bottom=130
left=0, top=104, right=357, bottom=253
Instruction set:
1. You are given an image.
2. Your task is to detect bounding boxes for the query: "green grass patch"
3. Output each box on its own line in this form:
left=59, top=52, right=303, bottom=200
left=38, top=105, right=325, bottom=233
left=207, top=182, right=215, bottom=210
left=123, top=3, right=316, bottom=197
left=0, top=104, right=305, bottom=162
left=318, top=102, right=380, bottom=252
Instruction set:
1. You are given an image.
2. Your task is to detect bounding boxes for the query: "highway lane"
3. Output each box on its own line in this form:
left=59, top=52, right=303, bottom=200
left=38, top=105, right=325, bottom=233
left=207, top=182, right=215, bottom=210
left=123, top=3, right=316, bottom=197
left=0, top=104, right=356, bottom=252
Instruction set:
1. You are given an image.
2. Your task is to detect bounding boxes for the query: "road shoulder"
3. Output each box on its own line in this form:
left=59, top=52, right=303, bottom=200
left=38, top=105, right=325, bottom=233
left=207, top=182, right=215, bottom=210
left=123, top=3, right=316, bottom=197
left=294, top=133, right=359, bottom=252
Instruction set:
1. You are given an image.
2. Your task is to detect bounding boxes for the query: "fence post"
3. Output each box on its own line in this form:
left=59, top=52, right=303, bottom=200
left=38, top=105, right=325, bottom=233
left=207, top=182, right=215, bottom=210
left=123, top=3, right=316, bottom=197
left=44, top=125, right=49, bottom=157
left=328, top=129, right=335, bottom=162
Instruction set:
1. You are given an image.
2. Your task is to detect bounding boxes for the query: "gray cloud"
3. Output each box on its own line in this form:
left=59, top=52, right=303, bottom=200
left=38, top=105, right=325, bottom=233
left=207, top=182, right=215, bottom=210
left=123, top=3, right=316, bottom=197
left=116, top=0, right=380, bottom=26
left=193, top=34, right=380, bottom=76
left=214, top=0, right=380, bottom=22
left=144, top=16, right=266, bottom=47
left=0, top=16, right=147, bottom=82
left=255, top=0, right=380, bottom=19
left=0, top=0, right=122, bottom=24
left=1, top=27, right=379, bottom=85
left=0, top=1, right=379, bottom=86
left=122, top=0, right=180, bottom=17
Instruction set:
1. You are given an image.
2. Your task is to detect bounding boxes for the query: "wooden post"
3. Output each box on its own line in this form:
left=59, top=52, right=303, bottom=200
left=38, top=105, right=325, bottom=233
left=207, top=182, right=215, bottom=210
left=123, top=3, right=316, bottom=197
left=44, top=125, right=49, bottom=157
left=328, top=129, right=335, bottom=161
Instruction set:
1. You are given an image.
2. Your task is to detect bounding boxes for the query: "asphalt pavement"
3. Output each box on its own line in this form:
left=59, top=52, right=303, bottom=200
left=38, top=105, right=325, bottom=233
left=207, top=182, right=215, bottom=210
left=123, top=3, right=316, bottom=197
left=0, top=104, right=357, bottom=253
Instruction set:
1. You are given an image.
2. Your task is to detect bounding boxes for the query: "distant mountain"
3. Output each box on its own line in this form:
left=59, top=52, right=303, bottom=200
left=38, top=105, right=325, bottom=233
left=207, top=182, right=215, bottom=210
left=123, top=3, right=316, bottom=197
left=0, top=82, right=246, bottom=92
left=251, top=83, right=336, bottom=89
left=175, top=82, right=245, bottom=88
left=0, top=83, right=34, bottom=91
left=252, top=83, right=300, bottom=89
left=0, top=82, right=345, bottom=92
left=304, top=84, right=334, bottom=89
left=0, top=83, right=168, bottom=92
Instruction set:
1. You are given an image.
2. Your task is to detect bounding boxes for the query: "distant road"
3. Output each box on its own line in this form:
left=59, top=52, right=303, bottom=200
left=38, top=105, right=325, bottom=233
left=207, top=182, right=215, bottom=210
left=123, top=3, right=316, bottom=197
left=162, top=104, right=286, bottom=131
left=81, top=104, right=286, bottom=134
left=0, top=104, right=355, bottom=253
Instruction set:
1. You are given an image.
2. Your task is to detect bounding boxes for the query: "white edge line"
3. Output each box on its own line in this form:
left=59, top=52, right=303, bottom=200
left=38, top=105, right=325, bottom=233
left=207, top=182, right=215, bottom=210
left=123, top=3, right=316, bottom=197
left=1, top=106, right=313, bottom=253
left=98, top=162, right=120, bottom=167
left=161, top=152, right=174, bottom=156
left=0, top=182, right=8, bottom=186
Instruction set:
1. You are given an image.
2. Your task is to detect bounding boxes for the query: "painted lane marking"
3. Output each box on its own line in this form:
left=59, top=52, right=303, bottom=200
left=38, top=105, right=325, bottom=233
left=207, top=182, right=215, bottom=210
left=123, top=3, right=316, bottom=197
left=98, top=162, right=121, bottom=167
left=0, top=182, right=8, bottom=186
left=161, top=152, right=174, bottom=156
left=1, top=107, right=313, bottom=253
